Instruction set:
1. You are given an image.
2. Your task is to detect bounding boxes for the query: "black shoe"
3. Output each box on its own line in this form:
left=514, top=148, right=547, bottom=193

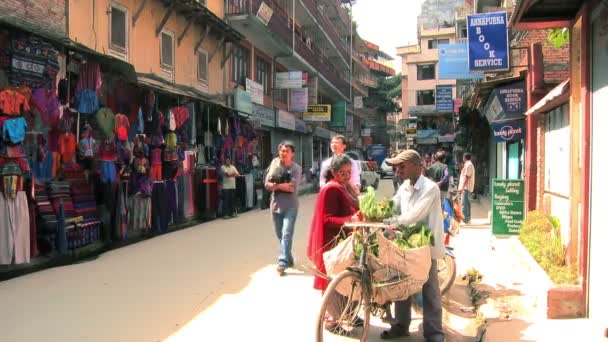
left=353, top=316, right=364, bottom=327
left=380, top=324, right=410, bottom=340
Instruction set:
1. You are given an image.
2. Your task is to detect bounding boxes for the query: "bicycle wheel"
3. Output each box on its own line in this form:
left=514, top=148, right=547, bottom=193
left=315, top=270, right=371, bottom=342
left=437, top=254, right=457, bottom=295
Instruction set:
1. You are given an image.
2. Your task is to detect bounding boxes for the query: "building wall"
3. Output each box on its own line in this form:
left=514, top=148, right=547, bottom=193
left=515, top=29, right=570, bottom=85
left=68, top=0, right=226, bottom=95
left=0, top=0, right=67, bottom=37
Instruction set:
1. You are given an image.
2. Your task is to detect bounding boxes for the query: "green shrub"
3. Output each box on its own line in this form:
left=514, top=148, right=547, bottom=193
left=519, top=211, right=578, bottom=285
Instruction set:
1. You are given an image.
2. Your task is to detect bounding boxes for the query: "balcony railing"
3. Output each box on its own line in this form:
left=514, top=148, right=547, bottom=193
left=362, top=58, right=395, bottom=76
left=225, top=0, right=350, bottom=97
left=300, top=0, right=350, bottom=63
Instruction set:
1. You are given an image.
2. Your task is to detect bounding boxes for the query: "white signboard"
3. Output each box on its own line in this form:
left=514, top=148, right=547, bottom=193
left=354, top=96, right=363, bottom=109
left=246, top=78, right=264, bottom=105
left=256, top=1, right=274, bottom=26
left=361, top=128, right=371, bottom=137
left=289, top=88, right=308, bottom=112
left=277, top=110, right=296, bottom=130
left=276, top=71, right=307, bottom=89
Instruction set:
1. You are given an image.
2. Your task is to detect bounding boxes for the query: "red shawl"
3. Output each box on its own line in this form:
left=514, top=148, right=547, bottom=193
left=307, top=180, right=357, bottom=291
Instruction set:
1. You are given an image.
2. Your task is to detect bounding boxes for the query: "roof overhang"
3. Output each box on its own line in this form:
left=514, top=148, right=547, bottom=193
left=525, top=78, right=570, bottom=115
left=510, top=0, right=585, bottom=30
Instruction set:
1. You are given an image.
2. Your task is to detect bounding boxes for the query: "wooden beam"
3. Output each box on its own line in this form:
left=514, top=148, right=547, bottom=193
left=156, top=1, right=177, bottom=37
left=513, top=19, right=572, bottom=31
left=208, top=35, right=226, bottom=62
left=194, top=25, right=211, bottom=54
left=132, top=0, right=148, bottom=27
left=221, top=42, right=236, bottom=68
left=178, top=16, right=196, bottom=45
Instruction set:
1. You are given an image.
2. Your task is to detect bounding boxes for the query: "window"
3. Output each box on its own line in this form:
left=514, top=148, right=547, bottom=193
left=231, top=45, right=249, bottom=84
left=160, top=29, right=174, bottom=69
left=460, top=28, right=468, bottom=38
left=417, top=64, right=436, bottom=80
left=197, top=49, right=208, bottom=82
left=416, top=90, right=435, bottom=106
left=428, top=38, right=450, bottom=49
left=544, top=104, right=570, bottom=196
left=255, top=57, right=270, bottom=95
left=109, top=4, right=128, bottom=58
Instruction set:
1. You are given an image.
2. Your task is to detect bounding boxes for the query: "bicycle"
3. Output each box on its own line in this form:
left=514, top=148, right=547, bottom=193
left=315, top=222, right=404, bottom=342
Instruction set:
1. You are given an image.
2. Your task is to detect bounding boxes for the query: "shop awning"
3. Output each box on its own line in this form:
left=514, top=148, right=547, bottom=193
left=137, top=73, right=228, bottom=108
left=525, top=79, right=570, bottom=115
left=65, top=42, right=137, bottom=83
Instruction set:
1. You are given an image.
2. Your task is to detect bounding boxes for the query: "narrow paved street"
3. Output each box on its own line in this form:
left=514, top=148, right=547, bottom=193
left=0, top=179, right=487, bottom=342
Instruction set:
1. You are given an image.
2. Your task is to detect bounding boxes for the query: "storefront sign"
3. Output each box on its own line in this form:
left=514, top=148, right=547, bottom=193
left=405, top=128, right=417, bottom=135
left=315, top=126, right=332, bottom=139
left=354, top=96, right=363, bottom=109
left=346, top=114, right=354, bottom=132
left=234, top=88, right=252, bottom=114
left=330, top=101, right=346, bottom=127
left=295, top=119, right=307, bottom=133
left=416, top=137, right=438, bottom=145
left=492, top=179, right=525, bottom=235
left=289, top=88, right=308, bottom=112
left=361, top=128, right=371, bottom=137
left=491, top=120, right=525, bottom=142
left=467, top=12, right=510, bottom=72
left=435, top=85, right=454, bottom=112
left=496, top=81, right=527, bottom=117
left=277, top=110, right=295, bottom=130
left=246, top=78, right=264, bottom=105
left=275, top=71, right=307, bottom=89
left=251, top=104, right=275, bottom=127
left=308, top=76, right=318, bottom=104
left=438, top=43, right=484, bottom=80
left=256, top=1, right=274, bottom=25
left=304, top=104, right=331, bottom=122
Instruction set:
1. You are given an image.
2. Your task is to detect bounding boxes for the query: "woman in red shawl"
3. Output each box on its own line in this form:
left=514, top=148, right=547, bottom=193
left=307, top=154, right=359, bottom=292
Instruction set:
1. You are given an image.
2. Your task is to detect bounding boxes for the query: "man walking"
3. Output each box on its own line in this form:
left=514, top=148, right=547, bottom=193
left=426, top=151, right=450, bottom=203
left=221, top=157, right=240, bottom=219
left=458, top=153, right=475, bottom=224
left=264, top=141, right=302, bottom=276
left=381, top=150, right=445, bottom=342
left=319, top=135, right=360, bottom=197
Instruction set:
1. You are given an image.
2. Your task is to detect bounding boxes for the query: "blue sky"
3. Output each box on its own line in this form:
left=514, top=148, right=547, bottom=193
left=352, top=0, right=425, bottom=73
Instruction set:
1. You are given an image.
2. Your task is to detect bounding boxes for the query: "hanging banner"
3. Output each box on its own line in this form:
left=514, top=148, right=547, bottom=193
left=496, top=80, right=527, bottom=117
left=289, top=88, right=308, bottom=112
left=256, top=1, right=274, bottom=25
left=277, top=110, right=295, bottom=130
left=467, top=11, right=510, bottom=72
left=234, top=88, right=252, bottom=114
left=246, top=78, right=264, bottom=105
left=438, top=43, right=484, bottom=80
left=491, top=120, right=525, bottom=142
left=346, top=114, right=354, bottom=132
left=304, top=104, right=331, bottom=122
left=276, top=71, right=307, bottom=89
left=330, top=101, right=346, bottom=127
left=435, top=85, right=454, bottom=112
left=295, top=119, right=307, bottom=133
left=251, top=104, right=275, bottom=127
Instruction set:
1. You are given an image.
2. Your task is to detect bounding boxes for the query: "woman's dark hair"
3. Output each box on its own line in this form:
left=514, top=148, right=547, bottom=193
left=279, top=141, right=295, bottom=153
left=324, top=154, right=352, bottom=182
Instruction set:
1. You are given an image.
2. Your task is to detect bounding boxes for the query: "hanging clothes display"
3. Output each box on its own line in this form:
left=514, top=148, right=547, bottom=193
left=151, top=181, right=169, bottom=233
left=0, top=192, right=30, bottom=264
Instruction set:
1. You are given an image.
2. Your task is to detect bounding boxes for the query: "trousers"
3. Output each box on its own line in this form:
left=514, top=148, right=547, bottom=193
left=152, top=182, right=169, bottom=233
left=0, top=192, right=30, bottom=264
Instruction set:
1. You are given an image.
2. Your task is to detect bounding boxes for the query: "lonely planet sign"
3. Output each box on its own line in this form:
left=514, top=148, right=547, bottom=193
left=492, top=120, right=525, bottom=142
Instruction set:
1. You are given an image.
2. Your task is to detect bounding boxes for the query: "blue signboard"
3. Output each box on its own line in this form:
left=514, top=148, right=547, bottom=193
left=491, top=119, right=525, bottom=142
left=496, top=81, right=527, bottom=117
left=438, top=44, right=484, bottom=80
left=467, top=12, right=509, bottom=72
left=435, top=85, right=454, bottom=112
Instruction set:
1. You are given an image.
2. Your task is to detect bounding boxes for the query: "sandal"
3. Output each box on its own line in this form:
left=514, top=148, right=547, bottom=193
left=380, top=324, right=410, bottom=340
left=324, top=317, right=350, bottom=335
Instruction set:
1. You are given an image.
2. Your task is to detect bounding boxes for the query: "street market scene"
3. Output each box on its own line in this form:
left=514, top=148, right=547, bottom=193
left=0, top=0, right=606, bottom=341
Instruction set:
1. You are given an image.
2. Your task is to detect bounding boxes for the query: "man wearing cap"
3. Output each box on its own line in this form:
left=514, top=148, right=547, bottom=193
left=381, top=150, right=445, bottom=341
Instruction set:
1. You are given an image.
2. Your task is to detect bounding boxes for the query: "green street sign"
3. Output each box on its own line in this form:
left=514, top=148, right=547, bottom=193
left=491, top=179, right=525, bottom=235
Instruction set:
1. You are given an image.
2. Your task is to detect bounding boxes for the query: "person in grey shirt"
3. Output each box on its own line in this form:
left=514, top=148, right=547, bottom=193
left=264, top=141, right=302, bottom=276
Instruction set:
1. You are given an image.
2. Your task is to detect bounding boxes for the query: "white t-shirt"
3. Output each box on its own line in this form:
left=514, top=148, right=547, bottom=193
left=319, top=155, right=361, bottom=188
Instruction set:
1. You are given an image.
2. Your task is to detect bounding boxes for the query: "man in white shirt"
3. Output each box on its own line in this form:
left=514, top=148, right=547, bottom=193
left=319, top=135, right=361, bottom=196
left=382, top=150, right=445, bottom=342
left=458, top=152, right=475, bottom=224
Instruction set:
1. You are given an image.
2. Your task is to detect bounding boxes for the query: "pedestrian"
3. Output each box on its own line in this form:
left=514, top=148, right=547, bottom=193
left=307, top=154, right=360, bottom=334
left=264, top=141, right=302, bottom=276
left=319, top=135, right=360, bottom=201
left=381, top=150, right=445, bottom=341
left=426, top=151, right=450, bottom=203
left=458, top=152, right=475, bottom=224
left=424, top=152, right=433, bottom=169
left=220, top=157, right=240, bottom=219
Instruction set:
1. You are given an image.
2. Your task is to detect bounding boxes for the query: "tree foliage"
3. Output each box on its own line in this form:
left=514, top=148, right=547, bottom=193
left=547, top=28, right=570, bottom=49
left=365, top=74, right=402, bottom=114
